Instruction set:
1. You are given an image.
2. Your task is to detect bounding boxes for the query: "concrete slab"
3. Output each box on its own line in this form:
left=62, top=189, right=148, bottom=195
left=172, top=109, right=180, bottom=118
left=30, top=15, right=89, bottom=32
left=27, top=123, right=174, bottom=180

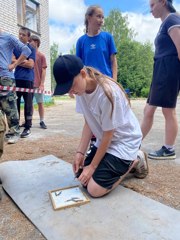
left=0, top=155, right=179, bottom=240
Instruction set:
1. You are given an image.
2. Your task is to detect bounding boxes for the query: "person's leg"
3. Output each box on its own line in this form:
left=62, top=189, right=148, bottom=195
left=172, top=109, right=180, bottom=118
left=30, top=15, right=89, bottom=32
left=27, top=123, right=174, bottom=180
left=20, top=81, right=33, bottom=138
left=34, top=93, right=47, bottom=129
left=148, top=107, right=177, bottom=160
left=38, top=102, right=44, bottom=121
left=23, top=82, right=34, bottom=130
left=0, top=110, right=6, bottom=158
left=16, top=91, right=22, bottom=120
left=162, top=107, right=178, bottom=146
left=83, top=148, right=148, bottom=198
left=141, top=103, right=157, bottom=139
left=23, top=92, right=33, bottom=129
left=87, top=160, right=139, bottom=198
left=1, top=93, right=20, bottom=134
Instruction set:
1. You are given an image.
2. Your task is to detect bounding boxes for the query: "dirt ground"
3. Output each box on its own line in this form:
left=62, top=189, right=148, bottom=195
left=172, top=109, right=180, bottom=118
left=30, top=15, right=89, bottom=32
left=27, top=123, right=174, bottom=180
left=0, top=99, right=180, bottom=240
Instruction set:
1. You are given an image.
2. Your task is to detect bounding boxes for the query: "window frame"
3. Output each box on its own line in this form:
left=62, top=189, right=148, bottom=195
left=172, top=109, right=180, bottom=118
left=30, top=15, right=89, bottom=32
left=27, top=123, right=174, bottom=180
left=16, top=0, right=40, bottom=34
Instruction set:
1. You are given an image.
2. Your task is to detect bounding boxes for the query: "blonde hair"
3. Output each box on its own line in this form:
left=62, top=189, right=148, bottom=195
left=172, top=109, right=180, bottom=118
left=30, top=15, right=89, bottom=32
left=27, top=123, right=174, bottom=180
left=84, top=5, right=102, bottom=33
left=85, top=67, right=130, bottom=117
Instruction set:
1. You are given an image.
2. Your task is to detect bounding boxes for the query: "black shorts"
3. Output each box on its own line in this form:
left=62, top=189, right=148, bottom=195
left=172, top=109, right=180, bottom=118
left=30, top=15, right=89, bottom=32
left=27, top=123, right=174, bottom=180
left=147, top=56, right=180, bottom=108
left=84, top=146, right=132, bottom=190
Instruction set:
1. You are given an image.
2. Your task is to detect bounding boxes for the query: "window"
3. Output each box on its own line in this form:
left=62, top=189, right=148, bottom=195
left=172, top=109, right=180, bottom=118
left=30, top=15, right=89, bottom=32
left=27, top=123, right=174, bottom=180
left=16, top=0, right=40, bottom=33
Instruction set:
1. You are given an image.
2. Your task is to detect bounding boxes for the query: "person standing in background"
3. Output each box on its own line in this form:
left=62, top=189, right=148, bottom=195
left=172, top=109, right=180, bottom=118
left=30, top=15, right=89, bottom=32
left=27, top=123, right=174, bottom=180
left=0, top=29, right=31, bottom=144
left=13, top=27, right=36, bottom=138
left=141, top=0, right=180, bottom=160
left=29, top=35, right=47, bottom=129
left=76, top=5, right=118, bottom=148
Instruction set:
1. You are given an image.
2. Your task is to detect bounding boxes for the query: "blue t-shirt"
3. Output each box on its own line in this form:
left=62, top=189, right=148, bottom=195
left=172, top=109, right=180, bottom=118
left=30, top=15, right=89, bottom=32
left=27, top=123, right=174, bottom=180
left=76, top=31, right=117, bottom=77
left=0, top=32, right=31, bottom=78
left=154, top=13, right=180, bottom=59
left=14, top=43, right=36, bottom=81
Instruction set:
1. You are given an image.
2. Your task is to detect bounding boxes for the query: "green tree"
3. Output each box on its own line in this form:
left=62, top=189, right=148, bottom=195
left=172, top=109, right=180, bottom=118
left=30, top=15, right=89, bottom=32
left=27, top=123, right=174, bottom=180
left=102, top=9, right=154, bottom=97
left=102, top=10, right=135, bottom=48
left=50, top=42, right=60, bottom=91
left=70, top=44, right=76, bottom=55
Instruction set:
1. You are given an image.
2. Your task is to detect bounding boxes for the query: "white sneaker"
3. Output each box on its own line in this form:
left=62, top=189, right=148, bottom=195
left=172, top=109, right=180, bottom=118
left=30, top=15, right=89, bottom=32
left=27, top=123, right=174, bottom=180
left=134, top=150, right=149, bottom=179
left=7, top=134, right=20, bottom=144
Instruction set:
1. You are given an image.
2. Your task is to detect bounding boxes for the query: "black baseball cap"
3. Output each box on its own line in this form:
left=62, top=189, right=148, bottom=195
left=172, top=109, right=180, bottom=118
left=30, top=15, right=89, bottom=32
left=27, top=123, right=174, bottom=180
left=53, top=54, right=84, bottom=95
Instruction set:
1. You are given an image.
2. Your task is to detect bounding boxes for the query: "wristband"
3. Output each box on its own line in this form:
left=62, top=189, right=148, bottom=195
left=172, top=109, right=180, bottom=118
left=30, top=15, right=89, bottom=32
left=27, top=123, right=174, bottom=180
left=76, top=151, right=85, bottom=156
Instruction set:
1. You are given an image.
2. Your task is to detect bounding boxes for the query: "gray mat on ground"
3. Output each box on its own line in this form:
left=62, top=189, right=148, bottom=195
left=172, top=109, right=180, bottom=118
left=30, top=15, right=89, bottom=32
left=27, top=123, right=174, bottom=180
left=0, top=155, right=179, bottom=240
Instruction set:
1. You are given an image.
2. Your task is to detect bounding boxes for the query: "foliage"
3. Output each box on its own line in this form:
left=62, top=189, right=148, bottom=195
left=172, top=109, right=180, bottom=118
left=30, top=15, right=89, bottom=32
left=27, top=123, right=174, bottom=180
left=70, top=44, right=76, bottom=55
left=102, top=9, right=154, bottom=97
left=50, top=9, right=154, bottom=97
left=50, top=42, right=60, bottom=91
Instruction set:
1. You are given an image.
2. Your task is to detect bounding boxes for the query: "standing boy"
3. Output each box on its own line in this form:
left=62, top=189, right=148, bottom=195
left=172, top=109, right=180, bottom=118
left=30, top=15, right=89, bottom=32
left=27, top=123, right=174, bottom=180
left=13, top=27, right=36, bottom=138
left=29, top=35, right=47, bottom=129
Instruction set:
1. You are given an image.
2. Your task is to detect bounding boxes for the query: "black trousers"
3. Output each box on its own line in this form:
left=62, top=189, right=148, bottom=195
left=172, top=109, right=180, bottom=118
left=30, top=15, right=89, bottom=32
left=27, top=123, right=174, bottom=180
left=16, top=80, right=34, bottom=129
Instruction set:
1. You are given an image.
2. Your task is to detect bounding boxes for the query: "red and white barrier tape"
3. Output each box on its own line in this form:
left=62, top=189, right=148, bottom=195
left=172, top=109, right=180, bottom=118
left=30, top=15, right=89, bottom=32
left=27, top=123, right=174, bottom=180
left=0, top=85, right=52, bottom=96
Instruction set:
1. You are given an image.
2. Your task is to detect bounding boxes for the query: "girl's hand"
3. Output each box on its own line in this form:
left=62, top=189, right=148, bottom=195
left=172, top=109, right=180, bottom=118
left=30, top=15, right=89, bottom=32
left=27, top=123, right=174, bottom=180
left=79, top=164, right=95, bottom=186
left=73, top=152, right=84, bottom=174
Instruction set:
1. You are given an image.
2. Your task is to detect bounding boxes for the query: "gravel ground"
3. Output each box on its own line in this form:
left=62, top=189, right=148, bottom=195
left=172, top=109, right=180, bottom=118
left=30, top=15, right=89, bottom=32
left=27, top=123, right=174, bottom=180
left=0, top=98, right=180, bottom=240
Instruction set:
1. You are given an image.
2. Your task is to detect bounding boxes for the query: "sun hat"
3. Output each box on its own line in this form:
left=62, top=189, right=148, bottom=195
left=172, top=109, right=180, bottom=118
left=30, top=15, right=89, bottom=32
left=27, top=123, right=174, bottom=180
left=53, top=54, right=84, bottom=95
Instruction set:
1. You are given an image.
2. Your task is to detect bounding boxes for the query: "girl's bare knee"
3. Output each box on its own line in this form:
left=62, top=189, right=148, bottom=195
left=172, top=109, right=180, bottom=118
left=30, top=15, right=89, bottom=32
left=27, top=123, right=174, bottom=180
left=87, top=180, right=108, bottom=198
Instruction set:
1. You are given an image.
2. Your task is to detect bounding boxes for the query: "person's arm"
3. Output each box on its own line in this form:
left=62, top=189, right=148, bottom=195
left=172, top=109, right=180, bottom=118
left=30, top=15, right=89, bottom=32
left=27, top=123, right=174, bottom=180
left=73, top=120, right=93, bottom=173
left=110, top=54, right=118, bottom=81
left=19, top=58, right=34, bottom=68
left=8, top=54, right=28, bottom=71
left=169, top=27, right=180, bottom=60
left=39, top=67, right=46, bottom=90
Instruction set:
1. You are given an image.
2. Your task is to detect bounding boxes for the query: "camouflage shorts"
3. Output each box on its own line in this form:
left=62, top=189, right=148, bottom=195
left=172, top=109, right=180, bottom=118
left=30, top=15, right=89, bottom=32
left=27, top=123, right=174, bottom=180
left=0, top=92, right=20, bottom=134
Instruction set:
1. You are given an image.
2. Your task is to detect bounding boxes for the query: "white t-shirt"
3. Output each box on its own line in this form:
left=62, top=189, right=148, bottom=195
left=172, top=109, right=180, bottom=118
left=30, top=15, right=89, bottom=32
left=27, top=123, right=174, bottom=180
left=76, top=81, right=142, bottom=161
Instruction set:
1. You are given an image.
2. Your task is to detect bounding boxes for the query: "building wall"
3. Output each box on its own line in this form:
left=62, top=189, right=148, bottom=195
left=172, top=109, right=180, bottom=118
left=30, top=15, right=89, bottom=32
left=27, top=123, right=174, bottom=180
left=0, top=0, right=51, bottom=92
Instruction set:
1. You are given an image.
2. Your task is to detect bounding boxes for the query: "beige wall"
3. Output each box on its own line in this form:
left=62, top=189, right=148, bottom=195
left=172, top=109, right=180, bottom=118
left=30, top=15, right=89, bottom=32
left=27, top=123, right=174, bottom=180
left=0, top=0, right=51, bottom=92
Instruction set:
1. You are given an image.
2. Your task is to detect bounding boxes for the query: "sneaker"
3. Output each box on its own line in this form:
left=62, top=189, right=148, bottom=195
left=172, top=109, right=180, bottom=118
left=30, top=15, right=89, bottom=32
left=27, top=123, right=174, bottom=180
left=40, top=121, right=47, bottom=129
left=7, top=134, right=20, bottom=144
left=134, top=150, right=149, bottom=179
left=4, top=133, right=13, bottom=140
left=148, top=146, right=176, bottom=160
left=20, top=128, right=31, bottom=138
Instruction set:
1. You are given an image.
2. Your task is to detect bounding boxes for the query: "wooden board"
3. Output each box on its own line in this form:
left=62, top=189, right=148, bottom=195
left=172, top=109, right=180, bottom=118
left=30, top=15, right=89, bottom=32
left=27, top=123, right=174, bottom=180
left=49, top=185, right=90, bottom=210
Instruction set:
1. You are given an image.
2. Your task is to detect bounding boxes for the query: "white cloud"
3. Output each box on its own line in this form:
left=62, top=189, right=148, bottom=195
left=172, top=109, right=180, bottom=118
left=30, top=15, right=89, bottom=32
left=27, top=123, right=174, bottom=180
left=49, top=0, right=86, bottom=25
left=125, top=12, right=161, bottom=45
left=50, top=24, right=84, bottom=54
left=49, top=1, right=180, bottom=53
left=49, top=0, right=86, bottom=53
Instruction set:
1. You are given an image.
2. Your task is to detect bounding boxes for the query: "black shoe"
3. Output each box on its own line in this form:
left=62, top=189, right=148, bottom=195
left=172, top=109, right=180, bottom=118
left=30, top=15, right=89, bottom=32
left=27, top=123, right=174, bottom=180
left=21, top=128, right=31, bottom=138
left=148, top=146, right=176, bottom=160
left=40, top=121, right=47, bottom=129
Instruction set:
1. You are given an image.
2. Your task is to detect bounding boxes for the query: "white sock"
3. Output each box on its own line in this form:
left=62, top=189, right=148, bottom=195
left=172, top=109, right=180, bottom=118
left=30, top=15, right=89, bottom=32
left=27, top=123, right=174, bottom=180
left=164, top=145, right=175, bottom=151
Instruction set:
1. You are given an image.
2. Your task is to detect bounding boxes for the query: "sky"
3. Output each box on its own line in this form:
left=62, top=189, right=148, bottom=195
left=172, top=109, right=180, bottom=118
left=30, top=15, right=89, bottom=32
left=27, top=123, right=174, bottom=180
left=49, top=0, right=180, bottom=54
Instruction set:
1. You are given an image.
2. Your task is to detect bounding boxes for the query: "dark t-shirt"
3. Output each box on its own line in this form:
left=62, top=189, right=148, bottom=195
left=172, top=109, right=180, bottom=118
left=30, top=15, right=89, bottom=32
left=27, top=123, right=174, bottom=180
left=14, top=43, right=36, bottom=81
left=154, top=13, right=180, bottom=60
